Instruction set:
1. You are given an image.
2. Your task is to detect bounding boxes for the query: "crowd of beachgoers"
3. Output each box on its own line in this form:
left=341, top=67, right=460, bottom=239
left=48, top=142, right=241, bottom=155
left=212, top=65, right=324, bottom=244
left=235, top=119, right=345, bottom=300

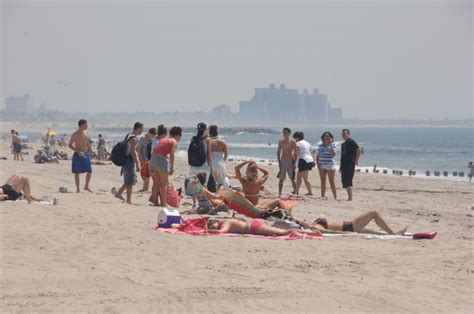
left=3, top=119, right=443, bottom=237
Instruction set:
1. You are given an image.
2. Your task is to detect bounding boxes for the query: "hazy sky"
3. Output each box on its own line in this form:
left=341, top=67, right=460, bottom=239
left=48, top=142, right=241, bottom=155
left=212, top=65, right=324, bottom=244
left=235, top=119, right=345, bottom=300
left=1, top=0, right=472, bottom=119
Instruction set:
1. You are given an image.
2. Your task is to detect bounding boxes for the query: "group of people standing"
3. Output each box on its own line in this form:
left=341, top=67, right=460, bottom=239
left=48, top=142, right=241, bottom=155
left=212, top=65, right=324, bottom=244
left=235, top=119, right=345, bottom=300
left=67, top=119, right=361, bottom=206
left=277, top=128, right=361, bottom=201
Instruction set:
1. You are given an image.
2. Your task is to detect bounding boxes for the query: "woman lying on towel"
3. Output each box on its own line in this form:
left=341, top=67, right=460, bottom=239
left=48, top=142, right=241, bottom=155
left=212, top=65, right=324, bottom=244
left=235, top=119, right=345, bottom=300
left=0, top=175, right=38, bottom=203
left=235, top=161, right=293, bottom=212
left=298, top=210, right=408, bottom=235
left=207, top=218, right=322, bottom=237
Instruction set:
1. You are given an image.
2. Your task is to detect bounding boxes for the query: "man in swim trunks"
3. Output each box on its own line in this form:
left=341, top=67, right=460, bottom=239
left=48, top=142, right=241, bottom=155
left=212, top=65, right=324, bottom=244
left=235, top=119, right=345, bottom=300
left=206, top=218, right=321, bottom=237
left=69, top=119, right=93, bottom=193
left=277, top=127, right=297, bottom=197
left=11, top=130, right=24, bottom=161
left=0, top=175, right=38, bottom=203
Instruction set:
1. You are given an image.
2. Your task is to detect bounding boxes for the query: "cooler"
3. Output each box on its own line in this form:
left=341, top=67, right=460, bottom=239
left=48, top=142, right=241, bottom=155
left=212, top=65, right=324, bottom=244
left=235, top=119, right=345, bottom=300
left=157, top=208, right=182, bottom=228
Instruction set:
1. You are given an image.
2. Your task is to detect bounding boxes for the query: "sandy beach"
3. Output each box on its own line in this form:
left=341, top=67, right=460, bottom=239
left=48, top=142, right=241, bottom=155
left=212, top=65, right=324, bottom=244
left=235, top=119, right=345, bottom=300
left=0, top=140, right=473, bottom=313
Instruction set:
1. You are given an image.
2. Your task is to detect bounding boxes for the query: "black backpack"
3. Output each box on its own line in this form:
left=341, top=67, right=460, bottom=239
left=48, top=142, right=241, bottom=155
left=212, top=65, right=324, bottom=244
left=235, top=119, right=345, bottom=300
left=110, top=134, right=135, bottom=166
left=188, top=136, right=207, bottom=167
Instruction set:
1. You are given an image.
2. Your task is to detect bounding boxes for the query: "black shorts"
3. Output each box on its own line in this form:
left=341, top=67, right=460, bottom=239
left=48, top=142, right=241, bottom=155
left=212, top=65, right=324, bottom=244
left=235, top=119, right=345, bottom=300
left=298, top=159, right=314, bottom=172
left=341, top=163, right=355, bottom=188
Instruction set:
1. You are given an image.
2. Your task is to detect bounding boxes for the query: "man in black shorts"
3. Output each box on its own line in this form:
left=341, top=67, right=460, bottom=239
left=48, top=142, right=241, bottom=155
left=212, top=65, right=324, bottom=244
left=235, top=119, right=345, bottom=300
left=340, top=129, right=361, bottom=201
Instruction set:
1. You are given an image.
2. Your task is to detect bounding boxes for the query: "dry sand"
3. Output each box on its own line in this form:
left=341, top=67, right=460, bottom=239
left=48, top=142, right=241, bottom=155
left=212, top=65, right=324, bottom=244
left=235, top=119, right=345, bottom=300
left=0, top=141, right=473, bottom=313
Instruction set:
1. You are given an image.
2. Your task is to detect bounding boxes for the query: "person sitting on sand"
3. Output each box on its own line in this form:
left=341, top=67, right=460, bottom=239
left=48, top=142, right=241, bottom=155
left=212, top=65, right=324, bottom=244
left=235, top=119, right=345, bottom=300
left=0, top=175, right=38, bottom=203
left=298, top=210, right=407, bottom=235
left=192, top=173, right=228, bottom=215
left=34, top=150, right=59, bottom=164
left=205, top=218, right=322, bottom=237
left=234, top=160, right=293, bottom=212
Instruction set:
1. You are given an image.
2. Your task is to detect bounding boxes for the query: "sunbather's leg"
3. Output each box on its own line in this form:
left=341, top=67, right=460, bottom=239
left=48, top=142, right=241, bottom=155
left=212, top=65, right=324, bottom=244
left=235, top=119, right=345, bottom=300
left=6, top=175, right=37, bottom=203
left=351, top=210, right=397, bottom=235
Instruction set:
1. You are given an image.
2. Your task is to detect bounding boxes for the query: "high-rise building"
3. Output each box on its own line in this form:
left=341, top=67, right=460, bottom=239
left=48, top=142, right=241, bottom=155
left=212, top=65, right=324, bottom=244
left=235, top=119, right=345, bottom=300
left=5, top=94, right=32, bottom=114
left=238, top=84, right=337, bottom=123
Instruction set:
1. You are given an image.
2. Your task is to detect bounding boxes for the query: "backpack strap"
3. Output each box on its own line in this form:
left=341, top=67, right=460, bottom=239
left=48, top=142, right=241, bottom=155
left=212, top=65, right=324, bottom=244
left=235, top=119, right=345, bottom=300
left=124, top=133, right=136, bottom=142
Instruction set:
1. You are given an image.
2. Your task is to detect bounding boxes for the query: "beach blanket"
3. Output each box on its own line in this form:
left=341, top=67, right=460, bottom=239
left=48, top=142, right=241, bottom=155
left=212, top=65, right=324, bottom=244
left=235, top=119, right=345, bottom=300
left=154, top=218, right=323, bottom=241
left=323, top=232, right=437, bottom=240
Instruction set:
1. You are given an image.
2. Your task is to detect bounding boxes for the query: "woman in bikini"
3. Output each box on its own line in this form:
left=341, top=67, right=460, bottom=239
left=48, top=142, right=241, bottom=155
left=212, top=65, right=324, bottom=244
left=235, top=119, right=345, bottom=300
left=299, top=210, right=408, bottom=235
left=234, top=161, right=292, bottom=211
left=0, top=175, right=37, bottom=203
left=206, top=218, right=322, bottom=237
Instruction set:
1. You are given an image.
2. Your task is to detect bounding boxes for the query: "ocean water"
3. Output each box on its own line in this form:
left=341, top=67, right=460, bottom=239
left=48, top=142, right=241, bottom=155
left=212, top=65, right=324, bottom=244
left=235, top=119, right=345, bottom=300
left=15, top=125, right=473, bottom=178
left=217, top=126, right=473, bottom=174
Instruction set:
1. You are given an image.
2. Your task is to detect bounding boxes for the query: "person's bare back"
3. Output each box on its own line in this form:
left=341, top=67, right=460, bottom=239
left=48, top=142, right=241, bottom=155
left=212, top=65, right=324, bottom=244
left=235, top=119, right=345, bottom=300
left=211, top=138, right=226, bottom=153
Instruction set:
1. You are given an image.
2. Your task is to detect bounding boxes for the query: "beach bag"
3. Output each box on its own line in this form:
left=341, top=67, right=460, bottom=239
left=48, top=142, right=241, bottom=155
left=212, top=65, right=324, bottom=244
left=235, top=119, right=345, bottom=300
left=185, top=177, right=203, bottom=197
left=207, top=174, right=217, bottom=193
left=110, top=134, right=135, bottom=166
left=187, top=136, right=206, bottom=167
left=140, top=161, right=150, bottom=178
left=167, top=184, right=182, bottom=208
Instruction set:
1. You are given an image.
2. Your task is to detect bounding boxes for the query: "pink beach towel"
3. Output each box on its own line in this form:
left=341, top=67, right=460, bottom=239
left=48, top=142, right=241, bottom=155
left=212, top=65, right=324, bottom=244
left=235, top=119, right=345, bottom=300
left=154, top=218, right=323, bottom=241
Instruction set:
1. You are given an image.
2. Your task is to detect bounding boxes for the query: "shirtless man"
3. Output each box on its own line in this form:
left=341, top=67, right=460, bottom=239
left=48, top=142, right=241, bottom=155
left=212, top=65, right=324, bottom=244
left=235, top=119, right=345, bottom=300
left=235, top=161, right=291, bottom=211
left=11, top=131, right=23, bottom=161
left=69, top=119, right=93, bottom=193
left=209, top=125, right=228, bottom=189
left=277, top=127, right=297, bottom=196
left=0, top=175, right=38, bottom=203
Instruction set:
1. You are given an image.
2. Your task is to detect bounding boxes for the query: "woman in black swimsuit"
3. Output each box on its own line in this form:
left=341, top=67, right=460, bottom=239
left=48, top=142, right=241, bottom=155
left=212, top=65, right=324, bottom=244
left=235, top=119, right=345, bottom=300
left=300, top=210, right=408, bottom=235
left=0, top=175, right=37, bottom=203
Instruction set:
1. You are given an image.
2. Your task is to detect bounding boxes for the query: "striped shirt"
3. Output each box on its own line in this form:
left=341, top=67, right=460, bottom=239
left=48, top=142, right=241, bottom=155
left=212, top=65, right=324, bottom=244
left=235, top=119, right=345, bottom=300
left=317, top=143, right=337, bottom=167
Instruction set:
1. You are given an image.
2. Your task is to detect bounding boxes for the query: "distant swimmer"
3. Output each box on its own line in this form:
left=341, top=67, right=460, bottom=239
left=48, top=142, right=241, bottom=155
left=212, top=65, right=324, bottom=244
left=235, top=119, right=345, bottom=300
left=69, top=119, right=93, bottom=193
left=468, top=161, right=474, bottom=182
left=277, top=127, right=297, bottom=197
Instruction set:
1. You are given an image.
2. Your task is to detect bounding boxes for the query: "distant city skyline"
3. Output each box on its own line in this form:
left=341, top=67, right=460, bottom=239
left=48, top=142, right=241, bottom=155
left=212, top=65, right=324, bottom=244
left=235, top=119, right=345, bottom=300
left=2, top=0, right=472, bottom=119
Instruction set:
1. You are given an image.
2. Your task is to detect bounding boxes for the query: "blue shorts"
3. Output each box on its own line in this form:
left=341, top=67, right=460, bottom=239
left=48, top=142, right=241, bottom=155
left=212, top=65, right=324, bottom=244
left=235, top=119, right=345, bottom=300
left=122, top=159, right=137, bottom=186
left=149, top=155, right=170, bottom=173
left=72, top=152, right=92, bottom=174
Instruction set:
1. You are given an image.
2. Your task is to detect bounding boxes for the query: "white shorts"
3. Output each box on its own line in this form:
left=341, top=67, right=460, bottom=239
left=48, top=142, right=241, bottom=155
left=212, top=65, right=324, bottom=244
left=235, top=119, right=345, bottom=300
left=320, top=163, right=337, bottom=171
